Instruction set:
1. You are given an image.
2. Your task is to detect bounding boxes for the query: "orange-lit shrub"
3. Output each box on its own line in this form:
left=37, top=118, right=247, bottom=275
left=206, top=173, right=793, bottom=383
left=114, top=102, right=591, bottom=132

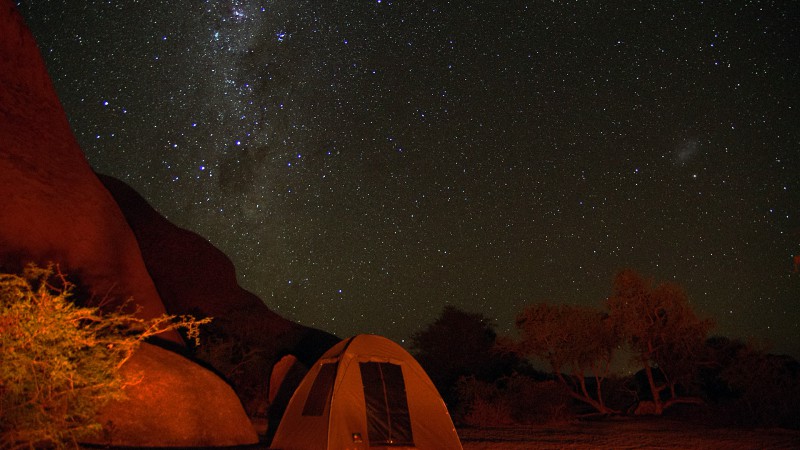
left=0, top=264, right=210, bottom=449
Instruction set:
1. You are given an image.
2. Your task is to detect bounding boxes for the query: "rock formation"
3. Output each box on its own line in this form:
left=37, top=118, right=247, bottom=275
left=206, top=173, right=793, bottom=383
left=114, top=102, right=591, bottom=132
left=0, top=0, right=170, bottom=329
left=0, top=1, right=326, bottom=445
left=99, top=174, right=339, bottom=420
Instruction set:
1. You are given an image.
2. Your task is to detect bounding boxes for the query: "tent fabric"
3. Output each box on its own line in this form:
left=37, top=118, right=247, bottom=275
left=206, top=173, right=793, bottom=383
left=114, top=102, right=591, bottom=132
left=270, top=334, right=463, bottom=450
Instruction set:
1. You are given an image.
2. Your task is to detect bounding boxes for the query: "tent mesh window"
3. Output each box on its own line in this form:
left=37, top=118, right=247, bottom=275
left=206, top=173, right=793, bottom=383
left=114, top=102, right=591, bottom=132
left=302, top=362, right=337, bottom=416
left=359, top=362, right=414, bottom=447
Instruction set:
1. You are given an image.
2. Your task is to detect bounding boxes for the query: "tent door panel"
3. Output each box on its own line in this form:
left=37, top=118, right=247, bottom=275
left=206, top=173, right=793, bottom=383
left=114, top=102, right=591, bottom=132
left=302, top=362, right=337, bottom=416
left=360, top=362, right=414, bottom=447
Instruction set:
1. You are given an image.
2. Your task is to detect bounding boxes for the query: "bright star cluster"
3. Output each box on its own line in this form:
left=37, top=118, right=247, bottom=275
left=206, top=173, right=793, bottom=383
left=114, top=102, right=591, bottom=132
left=19, top=1, right=799, bottom=355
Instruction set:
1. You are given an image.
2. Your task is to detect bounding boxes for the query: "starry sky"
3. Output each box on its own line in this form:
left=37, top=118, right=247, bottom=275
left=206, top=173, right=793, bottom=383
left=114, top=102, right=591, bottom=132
left=18, top=1, right=799, bottom=357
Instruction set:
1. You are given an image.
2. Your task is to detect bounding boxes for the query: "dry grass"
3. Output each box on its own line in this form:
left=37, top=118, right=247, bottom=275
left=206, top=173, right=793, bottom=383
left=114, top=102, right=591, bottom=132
left=458, top=418, right=800, bottom=449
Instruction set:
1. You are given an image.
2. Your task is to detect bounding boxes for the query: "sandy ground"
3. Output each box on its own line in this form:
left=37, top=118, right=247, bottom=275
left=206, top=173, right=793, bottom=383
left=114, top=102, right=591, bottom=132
left=457, top=419, right=800, bottom=449
left=136, top=419, right=799, bottom=449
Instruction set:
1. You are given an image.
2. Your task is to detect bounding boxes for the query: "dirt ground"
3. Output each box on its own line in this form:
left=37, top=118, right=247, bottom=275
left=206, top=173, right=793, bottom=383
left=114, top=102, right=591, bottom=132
left=457, top=418, right=800, bottom=449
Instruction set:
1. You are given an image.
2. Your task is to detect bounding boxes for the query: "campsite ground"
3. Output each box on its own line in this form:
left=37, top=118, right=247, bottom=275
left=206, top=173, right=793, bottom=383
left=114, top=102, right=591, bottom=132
left=457, top=418, right=800, bottom=449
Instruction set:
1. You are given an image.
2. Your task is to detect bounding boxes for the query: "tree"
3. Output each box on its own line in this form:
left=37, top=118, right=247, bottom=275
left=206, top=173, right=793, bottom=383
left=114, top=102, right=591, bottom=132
left=514, top=303, right=619, bottom=414
left=607, top=269, right=712, bottom=414
left=0, top=265, right=210, bottom=449
left=410, top=306, right=522, bottom=407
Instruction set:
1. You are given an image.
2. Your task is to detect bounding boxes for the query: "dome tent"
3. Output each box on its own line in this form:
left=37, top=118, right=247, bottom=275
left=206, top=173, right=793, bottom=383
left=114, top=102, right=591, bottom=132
left=271, top=334, right=462, bottom=450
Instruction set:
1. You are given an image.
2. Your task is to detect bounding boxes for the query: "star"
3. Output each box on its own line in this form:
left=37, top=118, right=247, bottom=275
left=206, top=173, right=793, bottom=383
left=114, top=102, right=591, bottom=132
left=16, top=0, right=800, bottom=358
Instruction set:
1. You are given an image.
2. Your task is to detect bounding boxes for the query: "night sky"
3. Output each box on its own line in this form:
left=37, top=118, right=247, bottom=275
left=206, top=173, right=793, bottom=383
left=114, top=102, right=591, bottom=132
left=17, top=1, right=799, bottom=357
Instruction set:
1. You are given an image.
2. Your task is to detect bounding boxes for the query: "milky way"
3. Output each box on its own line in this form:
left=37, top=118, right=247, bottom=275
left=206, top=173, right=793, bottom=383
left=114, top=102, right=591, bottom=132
left=18, top=1, right=799, bottom=356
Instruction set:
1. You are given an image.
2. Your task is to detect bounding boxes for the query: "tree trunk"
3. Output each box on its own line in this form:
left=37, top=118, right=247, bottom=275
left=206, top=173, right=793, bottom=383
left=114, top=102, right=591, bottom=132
left=643, top=360, right=664, bottom=415
left=595, top=374, right=606, bottom=410
left=591, top=360, right=609, bottom=411
left=554, top=372, right=616, bottom=415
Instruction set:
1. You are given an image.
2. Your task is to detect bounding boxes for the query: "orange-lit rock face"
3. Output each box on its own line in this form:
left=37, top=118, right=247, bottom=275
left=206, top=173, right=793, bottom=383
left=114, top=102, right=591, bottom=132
left=99, top=174, right=340, bottom=418
left=83, top=343, right=259, bottom=447
left=0, top=1, right=170, bottom=325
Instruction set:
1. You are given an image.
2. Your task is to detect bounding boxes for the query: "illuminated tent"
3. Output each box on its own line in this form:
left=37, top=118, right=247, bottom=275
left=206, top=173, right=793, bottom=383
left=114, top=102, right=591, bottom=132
left=270, top=334, right=463, bottom=450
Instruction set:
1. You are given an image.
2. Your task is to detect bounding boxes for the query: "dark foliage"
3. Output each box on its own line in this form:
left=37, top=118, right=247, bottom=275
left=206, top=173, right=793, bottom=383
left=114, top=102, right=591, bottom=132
left=699, top=336, right=800, bottom=429
left=410, top=305, right=530, bottom=407
left=411, top=282, right=799, bottom=430
left=456, top=374, right=574, bottom=426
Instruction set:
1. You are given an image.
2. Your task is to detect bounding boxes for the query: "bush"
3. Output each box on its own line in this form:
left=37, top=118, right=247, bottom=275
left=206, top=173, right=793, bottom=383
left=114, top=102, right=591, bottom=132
left=411, top=306, right=528, bottom=409
left=0, top=264, right=210, bottom=449
left=456, top=376, right=515, bottom=426
left=456, top=374, right=574, bottom=426
left=720, top=351, right=800, bottom=429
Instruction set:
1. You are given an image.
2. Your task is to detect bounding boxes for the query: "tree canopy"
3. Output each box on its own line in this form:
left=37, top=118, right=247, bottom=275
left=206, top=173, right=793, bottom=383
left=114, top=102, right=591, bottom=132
left=411, top=305, right=522, bottom=406
left=607, top=269, right=712, bottom=413
left=515, top=303, right=618, bottom=414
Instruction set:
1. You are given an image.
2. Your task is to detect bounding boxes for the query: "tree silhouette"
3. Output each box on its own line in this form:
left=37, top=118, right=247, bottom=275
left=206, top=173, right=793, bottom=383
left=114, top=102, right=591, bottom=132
left=607, top=269, right=712, bottom=414
left=514, top=303, right=618, bottom=414
left=411, top=305, right=521, bottom=407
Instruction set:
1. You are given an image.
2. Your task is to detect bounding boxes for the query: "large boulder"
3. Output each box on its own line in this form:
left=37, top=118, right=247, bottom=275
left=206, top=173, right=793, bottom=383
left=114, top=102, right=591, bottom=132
left=0, top=0, right=170, bottom=330
left=85, top=343, right=258, bottom=447
left=99, top=174, right=339, bottom=419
